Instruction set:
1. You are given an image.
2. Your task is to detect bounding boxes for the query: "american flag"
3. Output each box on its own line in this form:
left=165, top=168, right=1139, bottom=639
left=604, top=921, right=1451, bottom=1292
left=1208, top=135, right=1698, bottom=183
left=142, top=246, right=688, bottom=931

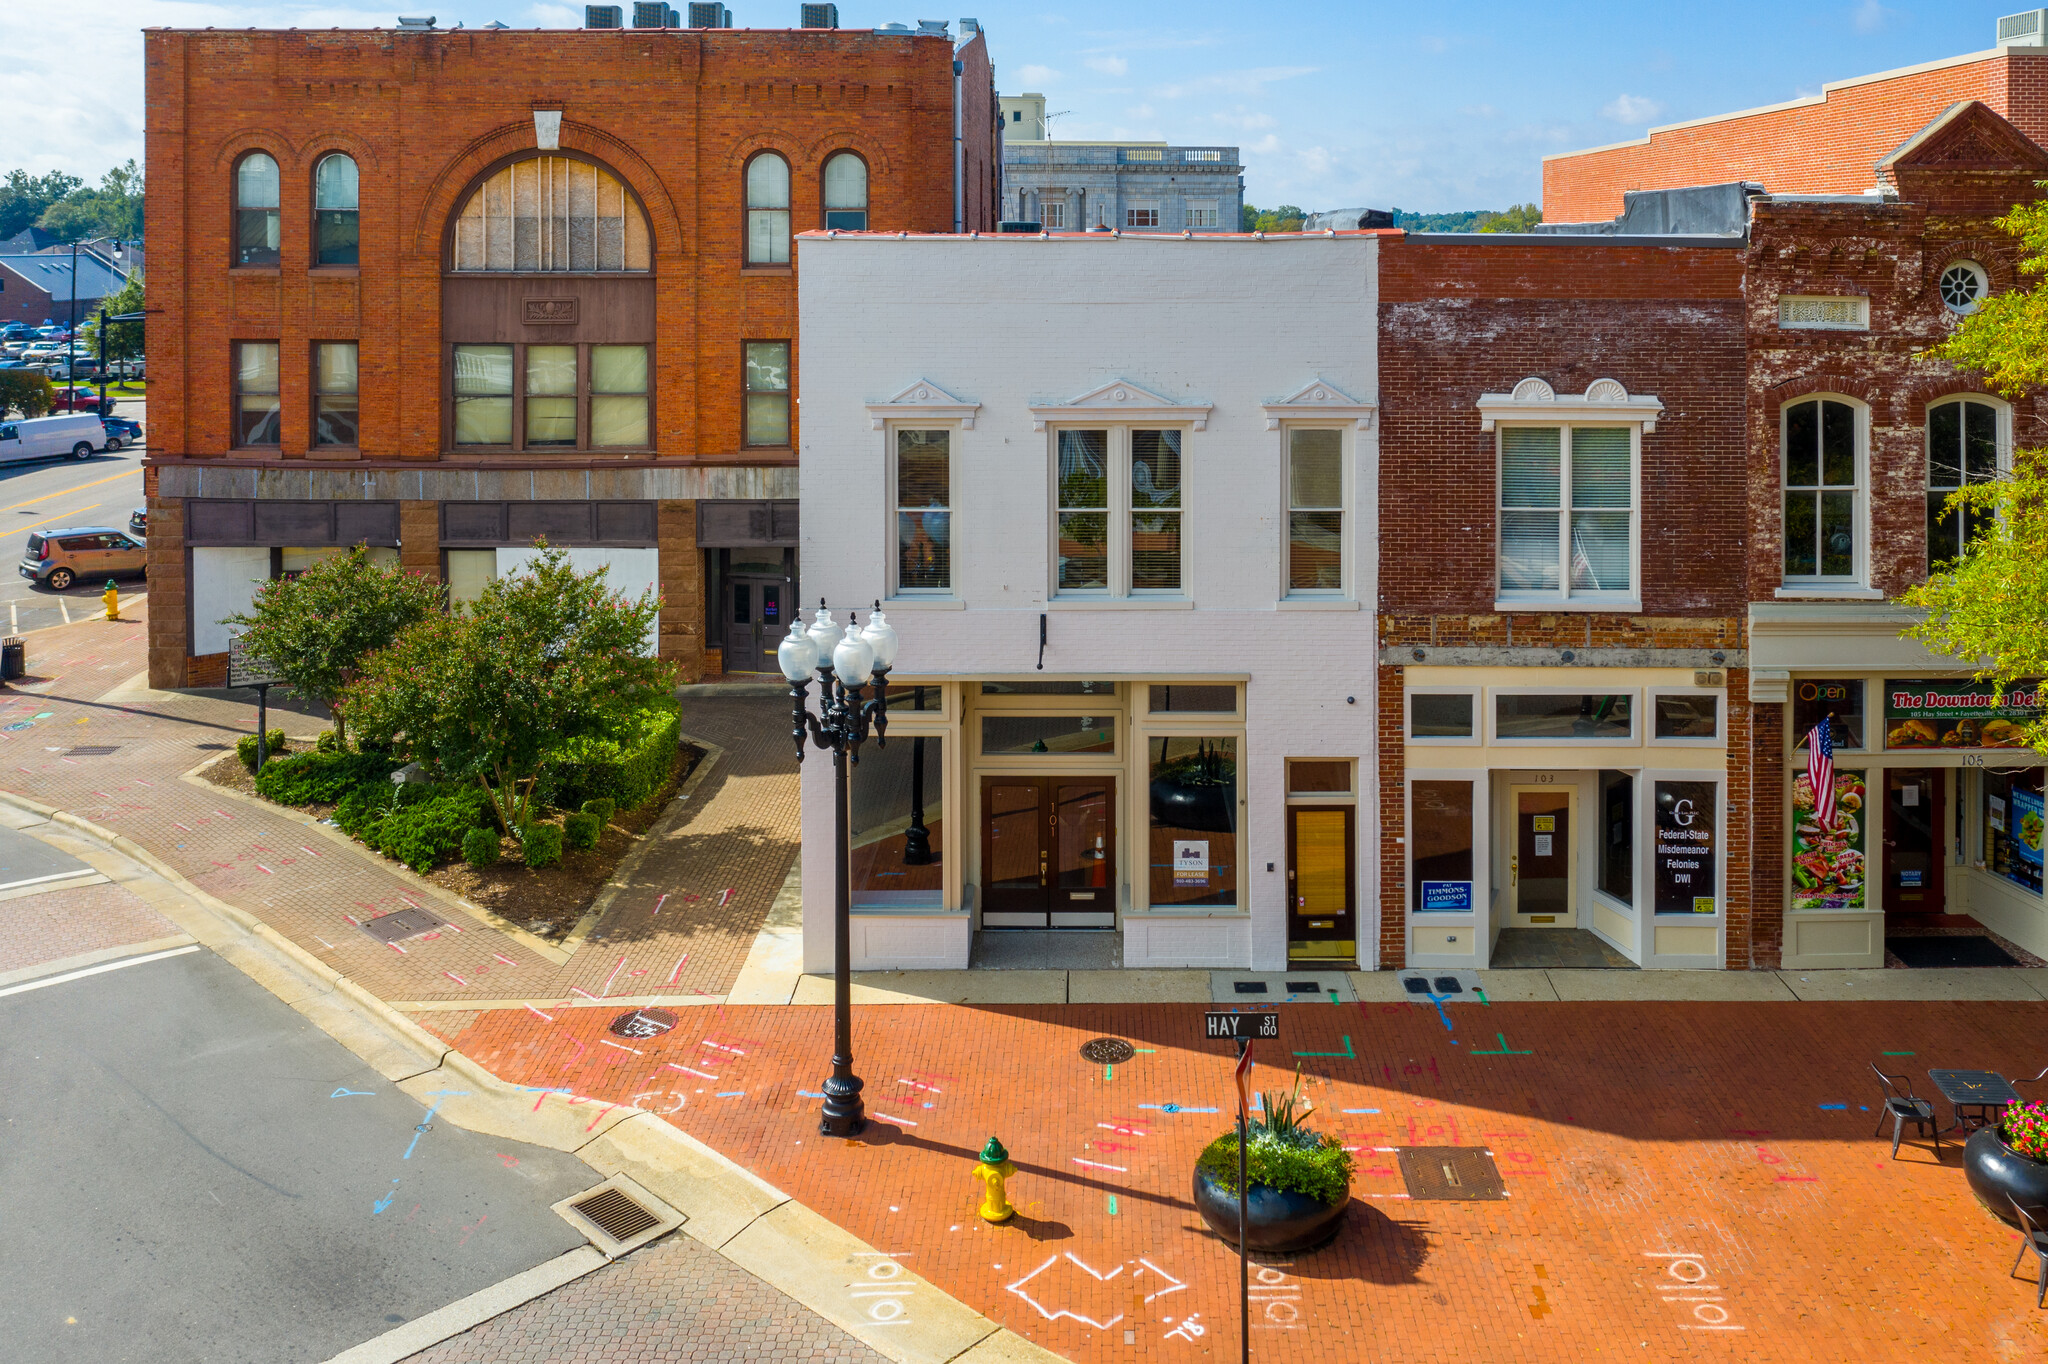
left=1807, top=717, right=1836, bottom=828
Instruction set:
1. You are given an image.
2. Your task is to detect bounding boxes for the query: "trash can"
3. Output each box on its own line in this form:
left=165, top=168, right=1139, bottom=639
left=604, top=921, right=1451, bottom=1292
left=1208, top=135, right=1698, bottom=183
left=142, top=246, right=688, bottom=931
left=1, top=638, right=24, bottom=681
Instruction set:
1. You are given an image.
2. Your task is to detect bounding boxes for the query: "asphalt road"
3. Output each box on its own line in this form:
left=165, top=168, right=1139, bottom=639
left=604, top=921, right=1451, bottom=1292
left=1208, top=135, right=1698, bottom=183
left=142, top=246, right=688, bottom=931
left=0, top=423, right=146, bottom=636
left=0, top=945, right=603, bottom=1364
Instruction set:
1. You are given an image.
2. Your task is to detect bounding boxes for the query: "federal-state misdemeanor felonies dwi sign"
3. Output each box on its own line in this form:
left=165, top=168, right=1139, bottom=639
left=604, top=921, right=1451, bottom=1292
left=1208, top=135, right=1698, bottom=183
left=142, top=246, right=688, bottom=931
left=1204, top=1011, right=1279, bottom=1041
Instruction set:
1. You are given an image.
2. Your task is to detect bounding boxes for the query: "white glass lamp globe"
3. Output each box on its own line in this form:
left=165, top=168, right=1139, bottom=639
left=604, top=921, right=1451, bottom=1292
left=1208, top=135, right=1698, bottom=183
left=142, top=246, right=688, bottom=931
left=806, top=606, right=839, bottom=662
left=777, top=621, right=820, bottom=682
left=861, top=609, right=899, bottom=671
left=832, top=622, right=877, bottom=688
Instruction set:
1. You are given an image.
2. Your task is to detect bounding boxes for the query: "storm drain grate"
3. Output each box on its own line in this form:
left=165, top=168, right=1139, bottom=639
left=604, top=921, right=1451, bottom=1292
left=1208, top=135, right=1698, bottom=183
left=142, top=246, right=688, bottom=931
left=65, top=746, right=118, bottom=756
left=609, top=1007, right=678, bottom=1039
left=1080, top=1037, right=1135, bottom=1064
left=1285, top=980, right=1321, bottom=993
left=1397, top=1147, right=1507, bottom=1201
left=359, top=907, right=446, bottom=945
left=570, top=1187, right=661, bottom=1242
left=1232, top=980, right=1269, bottom=994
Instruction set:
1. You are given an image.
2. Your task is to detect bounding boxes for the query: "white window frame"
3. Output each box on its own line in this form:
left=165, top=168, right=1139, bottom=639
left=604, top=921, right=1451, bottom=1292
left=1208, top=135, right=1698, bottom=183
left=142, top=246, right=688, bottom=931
left=1405, top=685, right=1482, bottom=747
left=1048, top=424, right=1192, bottom=600
left=1493, top=421, right=1642, bottom=610
left=1644, top=686, right=1724, bottom=749
left=1280, top=422, right=1352, bottom=599
left=1125, top=203, right=1160, bottom=229
left=1925, top=393, right=2012, bottom=568
left=1186, top=201, right=1220, bottom=229
left=1778, top=393, right=1870, bottom=592
left=887, top=422, right=956, bottom=599
left=1041, top=197, right=1065, bottom=229
left=1487, top=685, right=1644, bottom=747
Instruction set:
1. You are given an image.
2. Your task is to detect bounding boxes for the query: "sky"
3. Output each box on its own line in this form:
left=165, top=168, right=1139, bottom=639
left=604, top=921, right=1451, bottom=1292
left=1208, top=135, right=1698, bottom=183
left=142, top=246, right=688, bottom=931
left=0, top=0, right=2013, bottom=214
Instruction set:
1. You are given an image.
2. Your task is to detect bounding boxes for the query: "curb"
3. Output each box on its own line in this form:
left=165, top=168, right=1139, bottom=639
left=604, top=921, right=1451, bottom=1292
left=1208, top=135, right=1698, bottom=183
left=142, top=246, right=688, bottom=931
left=0, top=786, right=1066, bottom=1364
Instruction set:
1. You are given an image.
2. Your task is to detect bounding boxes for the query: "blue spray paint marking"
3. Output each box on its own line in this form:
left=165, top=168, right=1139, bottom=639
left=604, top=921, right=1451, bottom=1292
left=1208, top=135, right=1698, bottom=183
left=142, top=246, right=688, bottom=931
left=330, top=1087, right=375, bottom=1098
left=1138, top=1103, right=1219, bottom=1113
left=1818, top=1103, right=1847, bottom=1110
left=798, top=1089, right=826, bottom=1098
left=715, top=1091, right=745, bottom=1097
left=403, top=1091, right=470, bottom=1160
left=1342, top=1108, right=1381, bottom=1114
left=372, top=1180, right=399, bottom=1214
left=1423, top=992, right=1457, bottom=1033
left=518, top=1085, right=572, bottom=1095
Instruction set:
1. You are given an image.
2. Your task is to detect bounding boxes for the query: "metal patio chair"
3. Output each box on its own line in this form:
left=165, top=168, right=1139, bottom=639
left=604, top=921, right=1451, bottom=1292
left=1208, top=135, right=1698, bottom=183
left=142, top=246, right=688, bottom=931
left=2010, top=1200, right=2048, bottom=1309
left=1871, top=1063, right=1942, bottom=1160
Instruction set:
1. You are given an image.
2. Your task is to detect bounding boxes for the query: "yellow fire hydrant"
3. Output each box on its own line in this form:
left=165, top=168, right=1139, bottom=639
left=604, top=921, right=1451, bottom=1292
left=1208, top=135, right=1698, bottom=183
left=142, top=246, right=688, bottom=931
left=972, top=1137, right=1017, bottom=1223
left=102, top=580, right=120, bottom=621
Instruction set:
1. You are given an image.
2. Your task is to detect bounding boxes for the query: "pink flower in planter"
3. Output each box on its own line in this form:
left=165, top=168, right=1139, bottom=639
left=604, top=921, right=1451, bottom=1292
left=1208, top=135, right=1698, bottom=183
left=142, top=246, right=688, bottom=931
left=2005, top=1099, right=2048, bottom=1160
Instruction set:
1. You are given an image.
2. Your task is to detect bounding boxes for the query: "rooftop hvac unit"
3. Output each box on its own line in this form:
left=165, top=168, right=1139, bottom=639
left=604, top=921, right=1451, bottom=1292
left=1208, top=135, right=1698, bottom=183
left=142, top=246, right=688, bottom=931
left=687, top=2, right=731, bottom=26
left=916, top=18, right=949, bottom=35
left=800, top=3, right=838, bottom=26
left=633, top=1, right=677, bottom=25
left=1999, top=9, right=2048, bottom=44
left=958, top=17, right=979, bottom=34
left=585, top=4, right=623, bottom=25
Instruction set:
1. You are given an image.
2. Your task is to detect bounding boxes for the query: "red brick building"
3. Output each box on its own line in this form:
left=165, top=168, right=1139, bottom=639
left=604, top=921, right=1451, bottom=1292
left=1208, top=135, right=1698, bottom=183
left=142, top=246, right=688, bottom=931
left=1543, top=22, right=2048, bottom=222
left=141, top=20, right=998, bottom=688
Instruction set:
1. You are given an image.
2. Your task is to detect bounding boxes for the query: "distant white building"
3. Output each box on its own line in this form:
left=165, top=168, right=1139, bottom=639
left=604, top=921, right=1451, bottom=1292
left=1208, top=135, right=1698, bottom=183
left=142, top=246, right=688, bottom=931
left=794, top=230, right=1377, bottom=972
left=998, top=92, right=1243, bottom=233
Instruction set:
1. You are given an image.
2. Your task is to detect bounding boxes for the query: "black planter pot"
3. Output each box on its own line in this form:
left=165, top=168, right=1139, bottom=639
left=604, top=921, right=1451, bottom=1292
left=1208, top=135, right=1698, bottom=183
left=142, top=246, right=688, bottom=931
left=1963, top=1126, right=2048, bottom=1227
left=1192, top=1164, right=1348, bottom=1254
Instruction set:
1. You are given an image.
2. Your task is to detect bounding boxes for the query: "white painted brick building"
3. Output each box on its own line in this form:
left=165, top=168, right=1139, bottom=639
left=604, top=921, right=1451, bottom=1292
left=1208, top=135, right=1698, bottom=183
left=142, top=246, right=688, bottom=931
left=794, top=231, right=1379, bottom=971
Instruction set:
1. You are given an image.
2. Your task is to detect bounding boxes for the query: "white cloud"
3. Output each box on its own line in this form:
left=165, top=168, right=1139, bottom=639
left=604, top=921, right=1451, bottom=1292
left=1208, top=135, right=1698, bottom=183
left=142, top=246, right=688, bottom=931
left=1247, top=134, right=1281, bottom=157
left=1016, top=64, right=1060, bottom=86
left=1126, top=104, right=1154, bottom=119
left=1601, top=94, right=1665, bottom=124
left=1152, top=65, right=1317, bottom=100
left=1211, top=108, right=1277, bottom=131
left=1083, top=55, right=1127, bottom=76
left=524, top=2, right=581, bottom=25
left=1461, top=103, right=1498, bottom=119
left=1852, top=0, right=1893, bottom=34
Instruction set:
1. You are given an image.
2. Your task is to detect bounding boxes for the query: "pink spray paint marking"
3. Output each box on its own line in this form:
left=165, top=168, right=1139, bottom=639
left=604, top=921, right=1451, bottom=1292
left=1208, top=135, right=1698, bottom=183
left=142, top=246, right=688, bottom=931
left=255, top=864, right=274, bottom=875
left=600, top=955, right=626, bottom=997
left=570, top=987, right=600, bottom=1001
left=492, top=953, right=516, bottom=967
left=214, top=809, right=233, bottom=819
left=717, top=887, right=736, bottom=909
left=651, top=893, right=668, bottom=917
left=344, top=914, right=361, bottom=925
left=299, top=845, right=321, bottom=857
left=173, top=822, right=192, bottom=831
left=665, top=955, right=689, bottom=986
left=524, top=1004, right=554, bottom=1021
left=133, top=779, right=152, bottom=787
left=443, top=971, right=468, bottom=986
left=703, top=1040, right=747, bottom=1056
left=388, top=942, right=408, bottom=954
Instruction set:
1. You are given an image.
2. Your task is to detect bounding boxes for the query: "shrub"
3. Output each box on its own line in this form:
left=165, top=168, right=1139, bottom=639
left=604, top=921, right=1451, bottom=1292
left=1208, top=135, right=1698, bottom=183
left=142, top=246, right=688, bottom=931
left=462, top=825, right=503, bottom=868
left=520, top=821, right=565, bottom=869
left=370, top=786, right=493, bottom=872
left=335, top=783, right=395, bottom=840
left=581, top=797, right=617, bottom=827
left=236, top=730, right=289, bottom=770
left=563, top=811, right=601, bottom=850
left=537, top=704, right=680, bottom=814
left=1197, top=1130, right=1355, bottom=1206
left=2006, top=1099, right=2048, bottom=1161
left=255, top=750, right=400, bottom=805
left=316, top=730, right=341, bottom=754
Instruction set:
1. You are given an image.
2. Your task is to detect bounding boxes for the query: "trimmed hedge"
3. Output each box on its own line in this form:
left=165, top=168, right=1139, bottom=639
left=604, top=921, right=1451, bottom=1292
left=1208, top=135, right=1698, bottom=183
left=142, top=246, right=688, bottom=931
left=336, top=780, right=494, bottom=872
left=581, top=797, right=617, bottom=826
left=537, top=704, right=680, bottom=814
left=237, top=730, right=289, bottom=770
left=520, top=822, right=565, bottom=869
left=563, top=811, right=601, bottom=850
left=255, top=750, right=400, bottom=805
left=462, top=826, right=502, bottom=868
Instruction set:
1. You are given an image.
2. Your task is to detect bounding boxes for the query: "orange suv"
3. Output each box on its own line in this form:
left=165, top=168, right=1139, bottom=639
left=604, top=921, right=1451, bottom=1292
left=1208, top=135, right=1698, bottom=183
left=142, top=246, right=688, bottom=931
left=20, top=526, right=147, bottom=592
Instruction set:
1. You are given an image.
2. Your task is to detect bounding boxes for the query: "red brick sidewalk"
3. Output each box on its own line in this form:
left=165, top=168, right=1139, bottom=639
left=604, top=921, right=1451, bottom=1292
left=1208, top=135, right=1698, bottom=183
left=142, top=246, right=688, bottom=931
left=425, top=996, right=2048, bottom=1363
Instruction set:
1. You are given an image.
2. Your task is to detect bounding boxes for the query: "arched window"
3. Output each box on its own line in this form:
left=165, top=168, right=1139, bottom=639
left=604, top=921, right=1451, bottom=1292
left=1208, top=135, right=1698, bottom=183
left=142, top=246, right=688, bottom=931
left=1928, top=397, right=2003, bottom=568
left=235, top=153, right=280, bottom=267
left=823, top=152, right=868, bottom=230
left=450, top=156, right=651, bottom=272
left=746, top=153, right=790, bottom=264
left=314, top=153, right=359, bottom=266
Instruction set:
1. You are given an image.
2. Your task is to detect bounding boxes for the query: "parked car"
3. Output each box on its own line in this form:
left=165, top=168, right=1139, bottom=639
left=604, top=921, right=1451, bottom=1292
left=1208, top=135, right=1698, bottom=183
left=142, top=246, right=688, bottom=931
left=0, top=413, right=103, bottom=463
left=101, top=416, right=142, bottom=450
left=128, top=506, right=147, bottom=536
left=50, top=388, right=111, bottom=416
left=20, top=526, right=145, bottom=592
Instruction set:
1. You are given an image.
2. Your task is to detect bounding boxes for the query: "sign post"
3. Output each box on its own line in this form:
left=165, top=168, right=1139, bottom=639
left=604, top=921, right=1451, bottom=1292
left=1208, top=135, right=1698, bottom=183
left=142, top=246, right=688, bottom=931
left=227, top=632, right=285, bottom=772
left=1205, top=1010, right=1278, bottom=1364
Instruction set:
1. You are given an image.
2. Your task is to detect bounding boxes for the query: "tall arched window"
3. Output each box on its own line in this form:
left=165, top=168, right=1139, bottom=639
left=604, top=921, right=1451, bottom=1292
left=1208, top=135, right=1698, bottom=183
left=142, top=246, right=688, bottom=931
left=235, top=153, right=280, bottom=267
left=314, top=153, right=359, bottom=266
left=746, top=153, right=790, bottom=264
left=451, top=156, right=651, bottom=272
left=823, top=152, right=868, bottom=230
left=1928, top=397, right=2002, bottom=569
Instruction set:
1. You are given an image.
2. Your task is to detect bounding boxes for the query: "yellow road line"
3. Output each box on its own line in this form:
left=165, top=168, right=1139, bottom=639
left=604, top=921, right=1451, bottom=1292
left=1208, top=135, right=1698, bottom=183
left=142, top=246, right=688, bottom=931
left=19, top=504, right=99, bottom=532
left=2, top=469, right=138, bottom=514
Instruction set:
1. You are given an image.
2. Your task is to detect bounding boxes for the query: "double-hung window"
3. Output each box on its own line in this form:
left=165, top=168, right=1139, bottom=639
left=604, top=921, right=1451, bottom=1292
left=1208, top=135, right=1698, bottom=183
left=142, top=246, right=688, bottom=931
left=234, top=341, right=281, bottom=447
left=895, top=429, right=951, bottom=593
left=1041, top=198, right=1065, bottom=229
left=1927, top=397, right=2001, bottom=569
left=1498, top=424, right=1634, bottom=602
left=313, top=342, right=358, bottom=447
left=1287, top=428, right=1345, bottom=593
left=745, top=153, right=791, bottom=265
left=1782, top=397, right=1862, bottom=583
left=450, top=342, right=651, bottom=450
left=744, top=341, right=790, bottom=446
left=1055, top=427, right=1184, bottom=595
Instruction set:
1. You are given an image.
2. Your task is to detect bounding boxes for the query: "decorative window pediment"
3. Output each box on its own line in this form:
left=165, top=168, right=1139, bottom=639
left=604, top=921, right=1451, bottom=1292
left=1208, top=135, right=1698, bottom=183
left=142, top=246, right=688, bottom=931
left=1476, top=377, right=1662, bottom=432
left=866, top=379, right=981, bottom=430
left=1029, top=379, right=1211, bottom=431
left=1261, top=378, right=1376, bottom=430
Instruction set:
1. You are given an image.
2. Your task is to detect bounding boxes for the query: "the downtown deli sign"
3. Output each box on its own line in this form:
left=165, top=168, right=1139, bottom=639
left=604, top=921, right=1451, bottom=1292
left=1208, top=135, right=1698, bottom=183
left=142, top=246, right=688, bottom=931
left=1884, top=679, right=2043, bottom=750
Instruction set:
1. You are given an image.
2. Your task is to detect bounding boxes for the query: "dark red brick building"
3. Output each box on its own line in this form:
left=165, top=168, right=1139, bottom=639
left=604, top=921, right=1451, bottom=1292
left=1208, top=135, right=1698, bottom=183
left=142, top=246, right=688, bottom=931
left=142, top=19, right=998, bottom=687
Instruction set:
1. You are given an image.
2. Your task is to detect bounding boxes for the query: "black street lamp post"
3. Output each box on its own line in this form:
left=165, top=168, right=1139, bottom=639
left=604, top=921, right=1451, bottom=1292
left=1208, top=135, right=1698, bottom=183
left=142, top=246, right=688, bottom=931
left=63, top=238, right=125, bottom=412
left=778, top=601, right=899, bottom=1138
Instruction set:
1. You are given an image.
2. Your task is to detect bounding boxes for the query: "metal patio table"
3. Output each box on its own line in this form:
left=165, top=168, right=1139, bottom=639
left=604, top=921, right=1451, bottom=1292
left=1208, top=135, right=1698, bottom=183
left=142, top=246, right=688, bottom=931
left=1928, top=1069, right=2020, bottom=1134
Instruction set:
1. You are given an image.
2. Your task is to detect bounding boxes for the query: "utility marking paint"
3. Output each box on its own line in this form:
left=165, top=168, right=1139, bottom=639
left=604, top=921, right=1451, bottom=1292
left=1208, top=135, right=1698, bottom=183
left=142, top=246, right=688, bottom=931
left=1293, top=1035, right=1356, bottom=1059
left=873, top=1112, right=919, bottom=1124
left=703, top=1039, right=746, bottom=1055
left=1105, top=1064, right=1113, bottom=1080
left=1138, top=1103, right=1217, bottom=1113
left=299, top=845, right=320, bottom=856
left=599, top=1039, right=643, bottom=1055
left=1342, top=1108, right=1381, bottom=1113
left=387, top=942, right=407, bottom=954
left=372, top=1180, right=399, bottom=1214
left=717, top=887, right=736, bottom=908
left=673, top=1064, right=718, bottom=1080
left=254, top=864, right=274, bottom=875
left=330, top=1087, right=375, bottom=1098
left=716, top=1091, right=746, bottom=1098
left=524, top=1004, right=554, bottom=1021
left=1072, top=1157, right=1127, bottom=1171
left=799, top=1089, right=827, bottom=1097
left=570, top=987, right=600, bottom=1000
left=651, top=893, right=668, bottom=917
left=1883, top=1051, right=1915, bottom=1056
left=443, top=971, right=467, bottom=986
left=492, top=952, right=516, bottom=966
left=1107, top=1195, right=1118, bottom=1214
left=666, top=956, right=689, bottom=986
left=1817, top=1103, right=1846, bottom=1110
left=1471, top=1032, right=1533, bottom=1055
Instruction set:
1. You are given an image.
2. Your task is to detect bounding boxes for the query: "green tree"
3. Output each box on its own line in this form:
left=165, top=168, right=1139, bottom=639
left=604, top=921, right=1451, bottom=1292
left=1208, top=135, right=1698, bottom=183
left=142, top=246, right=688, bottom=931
left=0, top=170, right=83, bottom=240
left=1478, top=203, right=1543, bottom=233
left=37, top=161, right=144, bottom=243
left=78, top=272, right=144, bottom=363
left=344, top=546, right=673, bottom=832
left=1240, top=203, right=1307, bottom=233
left=1904, top=195, right=2048, bottom=752
left=225, top=547, right=444, bottom=746
left=0, top=371, right=54, bottom=420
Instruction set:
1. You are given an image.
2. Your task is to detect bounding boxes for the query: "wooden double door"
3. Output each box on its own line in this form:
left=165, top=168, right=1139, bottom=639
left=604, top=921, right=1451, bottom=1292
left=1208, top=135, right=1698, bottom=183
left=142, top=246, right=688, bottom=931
left=980, top=776, right=1117, bottom=928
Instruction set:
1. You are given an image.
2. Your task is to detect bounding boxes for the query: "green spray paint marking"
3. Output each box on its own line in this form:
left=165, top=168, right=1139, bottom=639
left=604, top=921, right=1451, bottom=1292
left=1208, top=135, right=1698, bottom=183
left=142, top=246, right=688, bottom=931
left=1329, top=990, right=1341, bottom=1005
left=1107, top=1194, right=1119, bottom=1215
left=1475, top=987, right=1491, bottom=1006
left=1135, top=1048, right=1156, bottom=1053
left=1470, top=1032, right=1532, bottom=1056
left=1293, top=1035, right=1356, bottom=1059
left=1883, top=1051, right=1915, bottom=1056
left=1105, top=1064, right=1113, bottom=1081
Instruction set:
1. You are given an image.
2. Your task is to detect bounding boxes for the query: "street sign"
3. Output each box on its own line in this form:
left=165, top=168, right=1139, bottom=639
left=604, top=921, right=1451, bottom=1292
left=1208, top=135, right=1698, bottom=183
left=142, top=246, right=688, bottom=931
left=227, top=632, right=284, bottom=689
left=1204, top=1011, right=1278, bottom=1041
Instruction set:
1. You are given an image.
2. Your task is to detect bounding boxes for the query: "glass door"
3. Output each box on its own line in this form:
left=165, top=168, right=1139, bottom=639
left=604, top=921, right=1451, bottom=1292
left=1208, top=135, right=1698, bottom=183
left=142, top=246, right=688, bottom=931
left=1050, top=780, right=1115, bottom=927
left=1882, top=768, right=1943, bottom=914
left=980, top=779, right=1047, bottom=927
left=979, top=777, right=1117, bottom=929
left=1508, top=787, right=1575, bottom=926
left=723, top=576, right=784, bottom=674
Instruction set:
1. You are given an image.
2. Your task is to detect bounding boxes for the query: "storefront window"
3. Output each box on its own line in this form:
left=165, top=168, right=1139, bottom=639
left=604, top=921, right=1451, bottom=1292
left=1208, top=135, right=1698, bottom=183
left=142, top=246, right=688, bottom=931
left=1287, top=760, right=1352, bottom=796
left=1149, top=737, right=1237, bottom=908
left=1149, top=684, right=1237, bottom=713
left=1411, top=780, right=1474, bottom=912
left=1410, top=693, right=1473, bottom=738
left=1495, top=693, right=1631, bottom=740
left=1653, top=694, right=1718, bottom=740
left=982, top=714, right=1115, bottom=755
left=1599, top=770, right=1632, bottom=904
left=1791, top=767, right=1866, bottom=909
left=1653, top=780, right=1715, bottom=914
left=1983, top=767, right=2044, bottom=895
left=1791, top=678, right=1863, bottom=750
left=982, top=680, right=1115, bottom=696
left=849, top=734, right=944, bottom=910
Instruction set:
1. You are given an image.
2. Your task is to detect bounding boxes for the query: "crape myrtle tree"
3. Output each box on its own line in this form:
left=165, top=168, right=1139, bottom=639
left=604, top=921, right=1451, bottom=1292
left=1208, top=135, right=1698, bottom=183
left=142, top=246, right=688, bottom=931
left=226, top=547, right=443, bottom=746
left=1905, top=189, right=2048, bottom=752
left=344, top=546, right=672, bottom=834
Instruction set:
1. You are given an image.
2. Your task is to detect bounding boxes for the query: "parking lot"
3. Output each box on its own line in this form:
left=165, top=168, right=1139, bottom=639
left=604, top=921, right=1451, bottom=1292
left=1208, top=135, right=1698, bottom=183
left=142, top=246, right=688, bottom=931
left=0, top=423, right=145, bottom=637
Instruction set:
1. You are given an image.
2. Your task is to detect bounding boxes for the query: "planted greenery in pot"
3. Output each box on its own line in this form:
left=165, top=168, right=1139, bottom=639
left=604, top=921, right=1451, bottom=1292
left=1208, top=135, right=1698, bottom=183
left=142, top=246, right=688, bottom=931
left=1192, top=1068, right=1353, bottom=1253
left=1964, top=1098, right=2048, bottom=1227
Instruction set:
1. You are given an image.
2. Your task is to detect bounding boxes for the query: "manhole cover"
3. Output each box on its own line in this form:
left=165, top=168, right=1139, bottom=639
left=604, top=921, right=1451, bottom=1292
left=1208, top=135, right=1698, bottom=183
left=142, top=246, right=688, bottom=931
left=1397, top=1147, right=1507, bottom=1200
left=360, top=907, right=446, bottom=945
left=65, top=746, right=118, bottom=756
left=609, top=1007, right=679, bottom=1039
left=1080, top=1037, right=1135, bottom=1064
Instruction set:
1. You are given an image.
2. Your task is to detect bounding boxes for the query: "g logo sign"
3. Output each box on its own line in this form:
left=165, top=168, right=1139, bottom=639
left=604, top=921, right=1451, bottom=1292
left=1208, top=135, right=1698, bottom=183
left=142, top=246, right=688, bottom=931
left=1673, top=799, right=1696, bottom=827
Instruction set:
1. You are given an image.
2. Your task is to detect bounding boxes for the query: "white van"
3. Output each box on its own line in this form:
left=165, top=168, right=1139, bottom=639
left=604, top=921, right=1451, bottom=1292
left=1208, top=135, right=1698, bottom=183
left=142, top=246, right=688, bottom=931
left=0, top=414, right=102, bottom=463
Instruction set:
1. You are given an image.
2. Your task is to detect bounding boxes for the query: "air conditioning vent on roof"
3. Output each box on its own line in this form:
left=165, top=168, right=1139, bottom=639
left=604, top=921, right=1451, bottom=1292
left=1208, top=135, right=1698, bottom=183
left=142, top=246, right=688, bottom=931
left=586, top=4, right=622, bottom=25
left=801, top=2, right=838, bottom=26
left=916, top=18, right=950, bottom=35
left=396, top=14, right=437, bottom=26
left=633, top=1, right=677, bottom=25
left=687, top=1, right=731, bottom=25
left=1999, top=9, right=2048, bottom=44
